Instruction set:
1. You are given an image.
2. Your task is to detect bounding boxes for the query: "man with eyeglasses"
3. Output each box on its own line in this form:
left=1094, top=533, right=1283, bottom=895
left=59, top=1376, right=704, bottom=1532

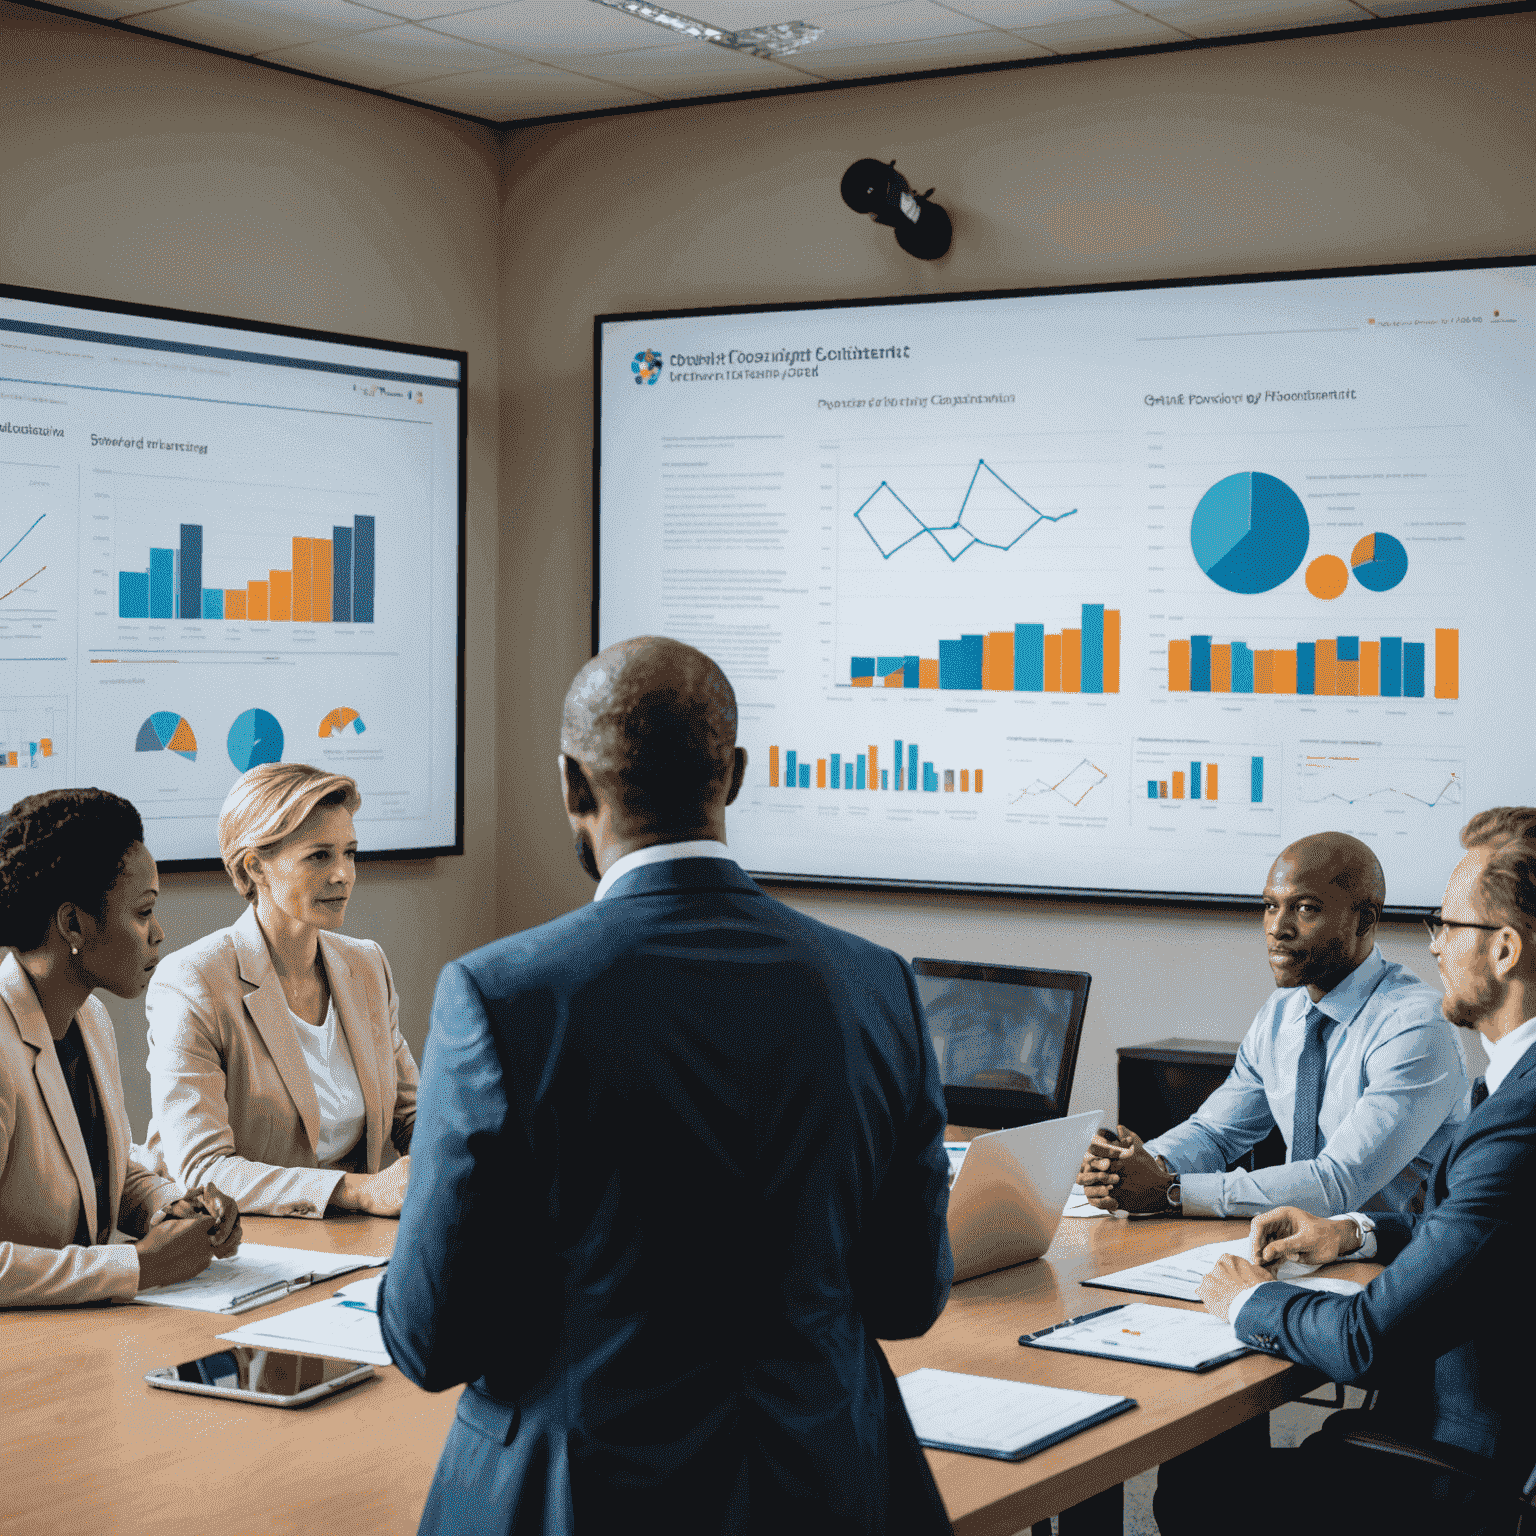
left=1081, top=830, right=1467, bottom=1221
left=1182, top=808, right=1536, bottom=1536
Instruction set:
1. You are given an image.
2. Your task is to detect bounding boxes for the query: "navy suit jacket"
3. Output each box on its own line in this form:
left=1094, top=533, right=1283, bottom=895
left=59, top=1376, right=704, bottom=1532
left=1237, top=1037, right=1536, bottom=1470
left=379, top=858, right=954, bottom=1535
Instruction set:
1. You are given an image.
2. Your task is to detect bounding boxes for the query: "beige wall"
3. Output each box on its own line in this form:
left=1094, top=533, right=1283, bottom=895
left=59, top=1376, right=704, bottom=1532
left=496, top=12, right=1534, bottom=1117
left=0, top=0, right=503, bottom=1134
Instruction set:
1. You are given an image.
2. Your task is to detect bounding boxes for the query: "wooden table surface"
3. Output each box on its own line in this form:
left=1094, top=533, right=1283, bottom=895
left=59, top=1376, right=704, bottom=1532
left=0, top=1210, right=1377, bottom=1536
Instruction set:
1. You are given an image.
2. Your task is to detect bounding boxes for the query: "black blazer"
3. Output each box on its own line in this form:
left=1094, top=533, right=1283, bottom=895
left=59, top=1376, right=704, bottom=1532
left=1238, top=1037, right=1536, bottom=1469
left=380, top=858, right=954, bottom=1535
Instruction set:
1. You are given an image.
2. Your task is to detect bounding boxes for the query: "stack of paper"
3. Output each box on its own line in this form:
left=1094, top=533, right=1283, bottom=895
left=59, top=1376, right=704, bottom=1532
left=1023, top=1302, right=1249, bottom=1372
left=1081, top=1238, right=1363, bottom=1303
left=133, top=1244, right=390, bottom=1315
left=218, top=1273, right=392, bottom=1365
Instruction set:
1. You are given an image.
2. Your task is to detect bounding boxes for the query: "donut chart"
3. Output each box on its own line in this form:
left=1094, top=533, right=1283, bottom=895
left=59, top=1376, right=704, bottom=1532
left=227, top=708, right=284, bottom=772
left=1190, top=471, right=1310, bottom=594
left=1351, top=532, right=1409, bottom=592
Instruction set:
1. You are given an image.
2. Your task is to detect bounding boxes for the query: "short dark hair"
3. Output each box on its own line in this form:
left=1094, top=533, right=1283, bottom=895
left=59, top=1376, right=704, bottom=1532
left=1461, top=807, right=1536, bottom=932
left=0, top=788, right=146, bottom=951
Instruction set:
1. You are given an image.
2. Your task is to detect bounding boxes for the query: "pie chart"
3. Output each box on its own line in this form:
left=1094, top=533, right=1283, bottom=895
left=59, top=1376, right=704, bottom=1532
left=319, top=706, right=366, bottom=737
left=1350, top=532, right=1409, bottom=592
left=1190, top=471, right=1310, bottom=594
left=135, top=712, right=197, bottom=762
left=227, top=708, right=284, bottom=772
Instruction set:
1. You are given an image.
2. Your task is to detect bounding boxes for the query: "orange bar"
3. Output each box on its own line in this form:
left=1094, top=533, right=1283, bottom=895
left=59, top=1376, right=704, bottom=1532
left=883, top=669, right=904, bottom=688
left=1211, top=644, right=1233, bottom=695
left=1043, top=634, right=1062, bottom=692
left=1207, top=763, right=1218, bottom=801
left=312, top=539, right=333, bottom=623
left=769, top=746, right=779, bottom=788
left=1435, top=628, right=1459, bottom=699
left=1061, top=629, right=1082, bottom=693
left=1336, top=659, right=1359, bottom=697
left=225, top=589, right=247, bottom=620
left=5, top=752, right=14, bottom=767
left=1274, top=651, right=1298, bottom=693
left=1172, top=771, right=1186, bottom=799
left=1104, top=610, right=1121, bottom=693
left=868, top=745, right=878, bottom=791
left=1360, top=641, right=1380, bottom=697
left=919, top=659, right=939, bottom=689
left=851, top=676, right=874, bottom=688
left=40, top=738, right=52, bottom=758
left=247, top=580, right=269, bottom=621
left=974, top=769, right=983, bottom=794
left=269, top=569, right=293, bottom=622
left=1159, top=781, right=1168, bottom=798
left=982, top=631, right=1014, bottom=691
left=960, top=769, right=970, bottom=792
left=1255, top=651, right=1275, bottom=693
left=1314, top=638, right=1337, bottom=696
left=1168, top=640, right=1191, bottom=692
left=816, top=758, right=827, bottom=789
left=292, top=537, right=313, bottom=623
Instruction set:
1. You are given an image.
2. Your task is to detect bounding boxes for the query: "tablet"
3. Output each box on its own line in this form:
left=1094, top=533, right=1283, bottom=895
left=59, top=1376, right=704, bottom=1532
left=145, top=1346, right=375, bottom=1408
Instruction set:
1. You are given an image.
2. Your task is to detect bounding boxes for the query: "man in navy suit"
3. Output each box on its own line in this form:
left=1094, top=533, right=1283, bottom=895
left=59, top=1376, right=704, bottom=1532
left=1171, top=807, right=1536, bottom=1535
left=380, top=636, right=954, bottom=1535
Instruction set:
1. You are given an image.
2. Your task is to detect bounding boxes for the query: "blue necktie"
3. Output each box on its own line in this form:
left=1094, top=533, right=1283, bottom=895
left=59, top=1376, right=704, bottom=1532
left=1470, top=1076, right=1489, bottom=1110
left=1291, top=1005, right=1330, bottom=1163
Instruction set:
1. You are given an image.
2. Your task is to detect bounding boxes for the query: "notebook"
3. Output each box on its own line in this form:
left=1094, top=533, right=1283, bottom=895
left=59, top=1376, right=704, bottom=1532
left=1079, top=1237, right=1363, bottom=1303
left=133, top=1243, right=390, bottom=1315
left=1021, top=1302, right=1252, bottom=1373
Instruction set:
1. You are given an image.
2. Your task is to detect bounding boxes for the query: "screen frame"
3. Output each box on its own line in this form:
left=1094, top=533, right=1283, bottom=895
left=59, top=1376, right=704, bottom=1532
left=593, top=252, right=1534, bottom=917
left=0, top=279, right=468, bottom=873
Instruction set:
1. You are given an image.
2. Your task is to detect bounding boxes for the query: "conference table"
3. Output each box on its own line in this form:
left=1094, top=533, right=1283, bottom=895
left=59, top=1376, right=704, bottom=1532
left=1, top=1210, right=1378, bottom=1535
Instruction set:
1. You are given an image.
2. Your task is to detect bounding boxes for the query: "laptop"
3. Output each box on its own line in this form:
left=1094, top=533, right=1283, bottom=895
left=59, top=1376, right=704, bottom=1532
left=944, top=1111, right=1101, bottom=1282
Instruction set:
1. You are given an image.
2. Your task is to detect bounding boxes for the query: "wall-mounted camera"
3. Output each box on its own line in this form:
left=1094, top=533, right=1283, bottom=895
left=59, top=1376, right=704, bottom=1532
left=840, top=158, right=952, bottom=261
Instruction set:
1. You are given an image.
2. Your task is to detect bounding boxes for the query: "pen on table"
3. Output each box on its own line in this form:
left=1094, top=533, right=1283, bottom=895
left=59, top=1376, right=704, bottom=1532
left=229, top=1276, right=311, bottom=1309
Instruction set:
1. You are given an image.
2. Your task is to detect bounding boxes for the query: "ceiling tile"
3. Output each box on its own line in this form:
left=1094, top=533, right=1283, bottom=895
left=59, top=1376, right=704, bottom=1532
left=934, top=0, right=1134, bottom=25
left=259, top=23, right=511, bottom=86
left=398, top=59, right=655, bottom=116
left=573, top=42, right=820, bottom=93
left=61, top=0, right=193, bottom=19
left=806, top=0, right=997, bottom=48
left=1009, top=11, right=1190, bottom=48
left=347, top=0, right=519, bottom=18
left=1359, top=0, right=1496, bottom=12
left=425, top=0, right=675, bottom=58
left=130, top=0, right=388, bottom=54
left=795, top=27, right=1049, bottom=78
left=1135, top=0, right=1369, bottom=37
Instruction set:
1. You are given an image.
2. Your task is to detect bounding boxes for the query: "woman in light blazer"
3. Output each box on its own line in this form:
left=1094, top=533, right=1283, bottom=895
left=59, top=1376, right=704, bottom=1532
left=0, top=788, right=239, bottom=1306
left=145, top=764, right=417, bottom=1217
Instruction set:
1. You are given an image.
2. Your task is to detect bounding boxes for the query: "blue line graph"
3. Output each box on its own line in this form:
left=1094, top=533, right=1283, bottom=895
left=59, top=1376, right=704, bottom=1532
left=853, top=461, right=1076, bottom=562
left=0, top=513, right=45, bottom=569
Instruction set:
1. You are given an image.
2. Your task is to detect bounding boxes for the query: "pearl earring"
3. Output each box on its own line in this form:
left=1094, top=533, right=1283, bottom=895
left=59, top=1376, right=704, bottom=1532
left=71, top=946, right=79, bottom=956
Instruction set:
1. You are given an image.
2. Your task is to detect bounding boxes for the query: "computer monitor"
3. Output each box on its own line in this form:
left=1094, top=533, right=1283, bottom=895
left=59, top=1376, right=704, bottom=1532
left=913, top=959, right=1091, bottom=1129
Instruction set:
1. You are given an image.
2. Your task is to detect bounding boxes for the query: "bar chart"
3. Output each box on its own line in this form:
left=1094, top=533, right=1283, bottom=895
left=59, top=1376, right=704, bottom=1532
left=0, top=697, right=66, bottom=784
left=767, top=739, right=983, bottom=794
left=851, top=603, right=1121, bottom=693
left=1132, top=740, right=1280, bottom=833
left=117, top=516, right=376, bottom=623
left=1143, top=756, right=1265, bottom=804
left=1166, top=628, right=1458, bottom=699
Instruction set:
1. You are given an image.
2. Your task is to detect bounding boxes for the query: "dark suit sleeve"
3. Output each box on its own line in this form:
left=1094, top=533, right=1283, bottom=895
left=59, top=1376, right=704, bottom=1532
left=379, top=959, right=538, bottom=1392
left=1235, top=1102, right=1535, bottom=1382
left=851, top=956, right=953, bottom=1341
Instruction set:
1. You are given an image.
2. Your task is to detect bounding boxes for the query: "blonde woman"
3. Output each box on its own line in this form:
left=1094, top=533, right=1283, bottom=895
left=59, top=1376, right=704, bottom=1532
left=144, top=765, right=417, bottom=1217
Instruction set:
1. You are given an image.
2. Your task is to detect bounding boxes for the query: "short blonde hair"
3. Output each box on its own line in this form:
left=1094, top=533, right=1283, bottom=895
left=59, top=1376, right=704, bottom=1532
left=218, top=763, right=361, bottom=901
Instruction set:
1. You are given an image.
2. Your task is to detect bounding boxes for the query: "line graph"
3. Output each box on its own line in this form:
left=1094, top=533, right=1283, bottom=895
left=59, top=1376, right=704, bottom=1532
left=0, top=565, right=45, bottom=604
left=0, top=513, right=45, bottom=569
left=853, top=460, right=1077, bottom=562
left=1012, top=757, right=1109, bottom=809
left=1298, top=766, right=1463, bottom=812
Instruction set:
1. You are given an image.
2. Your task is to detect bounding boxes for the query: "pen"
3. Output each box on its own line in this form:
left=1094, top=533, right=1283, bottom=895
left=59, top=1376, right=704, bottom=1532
left=228, top=1275, right=317, bottom=1309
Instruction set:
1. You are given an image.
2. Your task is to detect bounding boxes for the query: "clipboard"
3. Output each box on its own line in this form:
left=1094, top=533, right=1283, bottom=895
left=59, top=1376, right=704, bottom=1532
left=1019, top=1303, right=1253, bottom=1373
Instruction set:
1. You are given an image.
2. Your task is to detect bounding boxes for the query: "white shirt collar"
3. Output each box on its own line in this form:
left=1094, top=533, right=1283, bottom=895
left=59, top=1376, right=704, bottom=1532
left=592, top=839, right=738, bottom=902
left=1483, top=1016, right=1536, bottom=1097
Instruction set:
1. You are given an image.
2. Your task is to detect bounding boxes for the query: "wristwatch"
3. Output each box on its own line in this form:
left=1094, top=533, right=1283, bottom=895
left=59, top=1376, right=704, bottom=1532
left=1344, top=1211, right=1375, bottom=1253
left=1165, top=1181, right=1182, bottom=1210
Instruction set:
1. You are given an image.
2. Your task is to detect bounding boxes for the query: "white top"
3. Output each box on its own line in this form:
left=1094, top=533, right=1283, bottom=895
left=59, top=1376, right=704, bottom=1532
left=287, top=998, right=367, bottom=1167
left=1483, top=1015, right=1536, bottom=1097
left=592, top=839, right=738, bottom=901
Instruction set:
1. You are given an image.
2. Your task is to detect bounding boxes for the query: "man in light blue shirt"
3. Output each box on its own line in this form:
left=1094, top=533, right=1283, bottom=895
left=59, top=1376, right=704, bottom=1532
left=1080, top=831, right=1467, bottom=1218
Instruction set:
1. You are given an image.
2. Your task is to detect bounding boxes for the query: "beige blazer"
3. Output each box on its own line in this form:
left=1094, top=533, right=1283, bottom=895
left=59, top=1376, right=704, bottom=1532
left=144, top=904, right=417, bottom=1217
left=0, top=952, right=180, bottom=1307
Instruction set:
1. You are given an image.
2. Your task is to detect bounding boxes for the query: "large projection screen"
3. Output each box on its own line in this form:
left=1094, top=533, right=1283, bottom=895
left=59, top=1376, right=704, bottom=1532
left=0, top=284, right=464, bottom=868
left=596, top=258, right=1533, bottom=913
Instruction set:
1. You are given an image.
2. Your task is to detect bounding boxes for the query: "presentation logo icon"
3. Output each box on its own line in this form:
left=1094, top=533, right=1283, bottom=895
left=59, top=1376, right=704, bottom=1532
left=632, top=348, right=664, bottom=386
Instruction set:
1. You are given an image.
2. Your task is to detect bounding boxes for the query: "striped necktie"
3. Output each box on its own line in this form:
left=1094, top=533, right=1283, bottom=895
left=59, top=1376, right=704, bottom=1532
left=1291, top=1005, right=1330, bottom=1163
left=1470, top=1076, right=1489, bottom=1110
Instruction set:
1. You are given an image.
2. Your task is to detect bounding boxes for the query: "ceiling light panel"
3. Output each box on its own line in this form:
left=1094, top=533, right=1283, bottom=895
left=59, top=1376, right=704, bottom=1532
left=589, top=0, right=825, bottom=58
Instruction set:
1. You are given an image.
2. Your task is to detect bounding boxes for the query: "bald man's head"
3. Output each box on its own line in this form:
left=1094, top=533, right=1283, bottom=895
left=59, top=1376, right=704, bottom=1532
left=1271, top=831, right=1386, bottom=918
left=1262, top=831, right=1385, bottom=996
left=561, top=636, right=739, bottom=835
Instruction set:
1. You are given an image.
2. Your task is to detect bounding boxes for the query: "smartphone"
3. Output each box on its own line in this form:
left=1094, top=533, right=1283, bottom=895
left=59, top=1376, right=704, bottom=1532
left=145, top=1347, right=375, bottom=1408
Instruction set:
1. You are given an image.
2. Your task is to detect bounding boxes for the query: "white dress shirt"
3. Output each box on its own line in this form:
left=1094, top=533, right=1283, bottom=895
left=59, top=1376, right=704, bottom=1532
left=287, top=997, right=368, bottom=1166
left=592, top=839, right=739, bottom=901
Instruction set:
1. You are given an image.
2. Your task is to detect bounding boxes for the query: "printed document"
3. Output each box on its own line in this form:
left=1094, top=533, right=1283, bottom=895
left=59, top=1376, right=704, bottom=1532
left=134, top=1243, right=390, bottom=1315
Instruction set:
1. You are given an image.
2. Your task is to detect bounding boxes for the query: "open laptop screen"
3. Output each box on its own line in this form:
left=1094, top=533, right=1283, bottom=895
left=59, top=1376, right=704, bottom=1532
left=913, top=960, right=1091, bottom=1128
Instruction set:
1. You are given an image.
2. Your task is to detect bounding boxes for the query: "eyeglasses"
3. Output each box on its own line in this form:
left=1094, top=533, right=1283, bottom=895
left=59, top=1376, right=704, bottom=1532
left=1423, top=909, right=1505, bottom=942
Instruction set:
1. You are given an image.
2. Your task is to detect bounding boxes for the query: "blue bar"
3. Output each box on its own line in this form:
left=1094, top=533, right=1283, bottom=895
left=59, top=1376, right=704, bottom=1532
left=1190, top=635, right=1212, bottom=692
left=923, top=762, right=938, bottom=792
left=844, top=763, right=854, bottom=789
left=1251, top=756, right=1264, bottom=804
left=1297, top=642, right=1316, bottom=695
left=1380, top=636, right=1403, bottom=697
left=1191, top=761, right=1202, bottom=800
left=851, top=656, right=875, bottom=683
left=119, top=571, right=149, bottom=618
left=1404, top=642, right=1425, bottom=697
left=1015, top=624, right=1044, bottom=691
left=902, top=655, right=919, bottom=688
left=829, top=753, right=840, bottom=789
left=332, top=525, right=353, bottom=623
left=939, top=634, right=984, bottom=690
left=876, top=656, right=906, bottom=685
left=1147, top=780, right=1159, bottom=799
left=893, top=742, right=902, bottom=792
left=880, top=769, right=888, bottom=790
left=785, top=750, right=797, bottom=787
left=1231, top=642, right=1255, bottom=694
left=798, top=763, right=810, bottom=789
left=352, top=515, right=375, bottom=623
left=1081, top=605, right=1105, bottom=694
left=202, top=588, right=224, bottom=620
left=178, top=524, right=202, bottom=620
left=1337, top=635, right=1360, bottom=663
left=856, top=754, right=867, bottom=790
left=908, top=743, right=918, bottom=792
left=149, top=548, right=175, bottom=619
